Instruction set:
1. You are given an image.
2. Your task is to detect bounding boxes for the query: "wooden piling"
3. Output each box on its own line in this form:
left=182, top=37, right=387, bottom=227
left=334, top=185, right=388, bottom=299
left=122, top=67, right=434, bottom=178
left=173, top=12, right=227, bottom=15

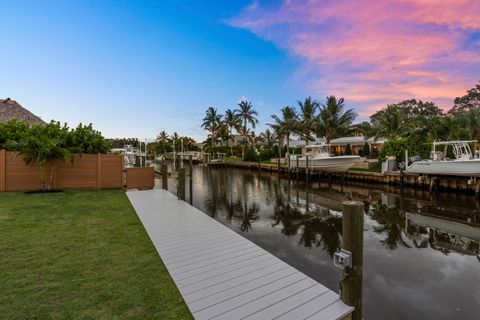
left=161, top=164, right=168, bottom=190
left=306, top=155, right=309, bottom=182
left=178, top=168, right=185, bottom=201
left=341, top=201, right=364, bottom=320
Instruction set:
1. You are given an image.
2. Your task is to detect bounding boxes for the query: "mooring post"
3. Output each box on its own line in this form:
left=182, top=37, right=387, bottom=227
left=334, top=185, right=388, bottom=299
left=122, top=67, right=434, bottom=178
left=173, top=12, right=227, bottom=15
left=399, top=166, right=404, bottom=189
left=341, top=201, right=364, bottom=320
left=161, top=164, right=168, bottom=190
left=305, top=155, right=309, bottom=182
left=177, top=168, right=185, bottom=201
left=296, top=155, right=299, bottom=180
left=189, top=155, right=193, bottom=205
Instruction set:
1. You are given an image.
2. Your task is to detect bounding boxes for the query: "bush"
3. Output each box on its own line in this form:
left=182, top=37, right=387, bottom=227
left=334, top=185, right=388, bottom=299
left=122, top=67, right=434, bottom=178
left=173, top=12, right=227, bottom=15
left=345, top=143, right=352, bottom=155
left=379, top=138, right=415, bottom=162
left=0, top=119, right=110, bottom=154
left=243, top=148, right=258, bottom=162
left=258, top=148, right=275, bottom=161
left=363, top=142, right=370, bottom=157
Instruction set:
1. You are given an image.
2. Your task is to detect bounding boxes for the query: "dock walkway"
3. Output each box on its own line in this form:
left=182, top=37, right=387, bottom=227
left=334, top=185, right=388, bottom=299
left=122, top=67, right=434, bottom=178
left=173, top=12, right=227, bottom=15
left=126, top=189, right=353, bottom=320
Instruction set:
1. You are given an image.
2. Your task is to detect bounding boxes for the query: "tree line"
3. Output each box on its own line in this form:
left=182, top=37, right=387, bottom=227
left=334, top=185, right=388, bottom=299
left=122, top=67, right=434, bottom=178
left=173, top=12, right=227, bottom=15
left=201, top=82, right=480, bottom=162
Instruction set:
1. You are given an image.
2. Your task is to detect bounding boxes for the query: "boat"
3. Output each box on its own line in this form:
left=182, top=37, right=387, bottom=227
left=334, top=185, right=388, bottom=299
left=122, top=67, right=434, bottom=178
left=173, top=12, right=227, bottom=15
left=406, top=140, right=480, bottom=176
left=289, top=144, right=360, bottom=172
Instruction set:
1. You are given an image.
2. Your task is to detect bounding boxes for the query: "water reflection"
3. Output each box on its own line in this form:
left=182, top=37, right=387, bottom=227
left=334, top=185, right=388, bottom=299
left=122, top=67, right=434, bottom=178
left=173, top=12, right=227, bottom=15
left=159, top=164, right=480, bottom=320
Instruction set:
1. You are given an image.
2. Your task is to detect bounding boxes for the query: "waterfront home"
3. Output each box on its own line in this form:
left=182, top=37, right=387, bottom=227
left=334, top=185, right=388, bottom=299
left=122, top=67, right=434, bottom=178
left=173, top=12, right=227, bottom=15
left=329, top=136, right=385, bottom=157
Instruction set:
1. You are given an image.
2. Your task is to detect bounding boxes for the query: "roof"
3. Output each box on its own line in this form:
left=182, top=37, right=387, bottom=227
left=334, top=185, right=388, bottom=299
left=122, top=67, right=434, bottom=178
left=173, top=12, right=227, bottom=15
left=330, top=136, right=386, bottom=146
left=0, top=98, right=45, bottom=125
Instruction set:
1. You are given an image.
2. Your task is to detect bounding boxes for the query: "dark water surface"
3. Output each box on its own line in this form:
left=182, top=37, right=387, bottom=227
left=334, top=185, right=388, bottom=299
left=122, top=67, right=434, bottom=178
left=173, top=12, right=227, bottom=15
left=156, top=164, right=480, bottom=320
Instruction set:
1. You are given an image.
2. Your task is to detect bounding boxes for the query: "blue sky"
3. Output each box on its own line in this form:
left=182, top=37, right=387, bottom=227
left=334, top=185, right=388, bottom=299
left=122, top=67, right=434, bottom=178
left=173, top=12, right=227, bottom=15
left=1, top=0, right=479, bottom=141
left=0, top=0, right=301, bottom=140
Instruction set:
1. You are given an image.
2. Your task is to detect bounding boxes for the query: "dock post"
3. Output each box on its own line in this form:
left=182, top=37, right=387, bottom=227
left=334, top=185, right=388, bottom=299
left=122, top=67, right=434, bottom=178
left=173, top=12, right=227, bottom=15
left=178, top=168, right=185, bottom=201
left=341, top=201, right=364, bottom=320
left=189, top=155, right=193, bottom=205
left=161, top=164, right=168, bottom=190
left=399, top=166, right=404, bottom=189
left=305, top=155, right=309, bottom=182
left=296, top=155, right=299, bottom=180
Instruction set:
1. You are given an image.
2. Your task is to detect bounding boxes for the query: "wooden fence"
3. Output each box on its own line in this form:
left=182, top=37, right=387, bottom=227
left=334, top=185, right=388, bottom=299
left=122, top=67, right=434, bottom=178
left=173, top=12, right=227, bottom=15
left=0, top=150, right=154, bottom=191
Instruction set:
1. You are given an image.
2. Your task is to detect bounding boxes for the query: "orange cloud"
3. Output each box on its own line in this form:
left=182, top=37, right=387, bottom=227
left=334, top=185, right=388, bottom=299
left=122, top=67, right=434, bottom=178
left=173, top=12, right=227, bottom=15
left=230, top=0, right=480, bottom=115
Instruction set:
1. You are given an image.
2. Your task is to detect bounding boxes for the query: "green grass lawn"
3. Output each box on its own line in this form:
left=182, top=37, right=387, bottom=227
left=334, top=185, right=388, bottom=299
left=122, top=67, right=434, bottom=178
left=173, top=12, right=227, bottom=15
left=0, top=189, right=192, bottom=319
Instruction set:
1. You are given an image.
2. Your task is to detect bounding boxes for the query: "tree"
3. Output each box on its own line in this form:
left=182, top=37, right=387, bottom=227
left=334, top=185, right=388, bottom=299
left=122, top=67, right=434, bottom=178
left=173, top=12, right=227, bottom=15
left=0, top=119, right=30, bottom=151
left=450, top=82, right=480, bottom=114
left=270, top=106, right=297, bottom=157
left=363, top=142, right=370, bottom=157
left=296, top=97, right=319, bottom=145
left=15, top=123, right=71, bottom=191
left=156, top=130, right=170, bottom=155
left=351, top=121, right=373, bottom=137
left=224, top=108, right=241, bottom=155
left=317, top=96, right=357, bottom=144
left=201, top=107, right=222, bottom=149
left=259, top=129, right=275, bottom=148
left=235, top=100, right=258, bottom=159
left=345, top=143, right=352, bottom=155
left=67, top=123, right=110, bottom=154
left=370, top=104, right=412, bottom=140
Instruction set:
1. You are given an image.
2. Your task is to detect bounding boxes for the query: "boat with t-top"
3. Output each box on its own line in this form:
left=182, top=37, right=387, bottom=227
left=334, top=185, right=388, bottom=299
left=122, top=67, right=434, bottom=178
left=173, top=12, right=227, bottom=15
left=289, top=144, right=360, bottom=172
left=406, top=140, right=480, bottom=176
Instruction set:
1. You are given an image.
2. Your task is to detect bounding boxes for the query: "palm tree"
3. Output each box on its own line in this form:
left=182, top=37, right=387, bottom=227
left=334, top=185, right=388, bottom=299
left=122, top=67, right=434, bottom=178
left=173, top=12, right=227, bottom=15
left=201, top=107, right=222, bottom=149
left=171, top=131, right=180, bottom=153
left=224, top=108, right=241, bottom=155
left=317, top=96, right=357, bottom=144
left=270, top=106, right=298, bottom=157
left=235, top=100, right=258, bottom=159
left=16, top=130, right=71, bottom=191
left=297, top=97, right=319, bottom=145
left=259, top=129, right=275, bottom=148
left=156, top=130, right=170, bottom=155
left=370, top=104, right=412, bottom=140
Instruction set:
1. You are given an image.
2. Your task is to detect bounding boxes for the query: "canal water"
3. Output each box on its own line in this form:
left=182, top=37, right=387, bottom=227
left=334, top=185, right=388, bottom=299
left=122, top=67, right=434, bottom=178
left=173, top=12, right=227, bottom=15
left=156, top=164, right=480, bottom=320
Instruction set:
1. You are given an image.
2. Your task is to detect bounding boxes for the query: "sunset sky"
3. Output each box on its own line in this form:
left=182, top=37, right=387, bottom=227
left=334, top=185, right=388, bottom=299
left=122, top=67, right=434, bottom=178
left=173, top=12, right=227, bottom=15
left=1, top=0, right=479, bottom=140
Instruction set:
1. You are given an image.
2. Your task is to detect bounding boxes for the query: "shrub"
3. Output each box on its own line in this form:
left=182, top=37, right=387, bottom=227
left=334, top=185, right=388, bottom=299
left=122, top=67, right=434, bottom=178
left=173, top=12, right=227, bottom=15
left=258, top=148, right=275, bottom=161
left=243, top=148, right=258, bottom=162
left=363, top=142, right=370, bottom=157
left=345, top=143, right=352, bottom=155
left=379, top=138, right=415, bottom=162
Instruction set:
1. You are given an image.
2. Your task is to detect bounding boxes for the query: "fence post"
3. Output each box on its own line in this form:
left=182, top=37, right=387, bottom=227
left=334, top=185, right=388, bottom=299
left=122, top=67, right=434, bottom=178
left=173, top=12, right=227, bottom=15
left=161, top=164, right=168, bottom=190
left=178, top=168, right=185, bottom=201
left=341, top=201, right=364, bottom=320
left=97, top=153, right=102, bottom=189
left=0, top=150, right=5, bottom=192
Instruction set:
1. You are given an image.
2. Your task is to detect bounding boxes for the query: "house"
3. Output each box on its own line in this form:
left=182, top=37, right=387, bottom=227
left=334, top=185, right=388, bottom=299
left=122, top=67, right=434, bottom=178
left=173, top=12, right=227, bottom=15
left=329, top=136, right=385, bottom=157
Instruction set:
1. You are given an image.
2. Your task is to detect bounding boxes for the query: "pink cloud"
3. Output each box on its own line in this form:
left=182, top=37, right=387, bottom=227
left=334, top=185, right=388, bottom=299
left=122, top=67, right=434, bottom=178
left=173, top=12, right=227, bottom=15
left=230, top=0, right=480, bottom=116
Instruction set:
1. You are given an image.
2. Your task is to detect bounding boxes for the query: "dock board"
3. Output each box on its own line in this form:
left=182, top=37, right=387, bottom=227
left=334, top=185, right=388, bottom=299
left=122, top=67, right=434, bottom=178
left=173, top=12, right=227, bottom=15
left=126, top=189, right=353, bottom=320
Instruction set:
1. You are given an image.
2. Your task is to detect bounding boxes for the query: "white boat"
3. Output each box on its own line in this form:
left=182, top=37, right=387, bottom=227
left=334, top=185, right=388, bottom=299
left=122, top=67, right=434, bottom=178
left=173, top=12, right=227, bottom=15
left=289, top=144, right=360, bottom=172
left=406, top=140, right=480, bottom=176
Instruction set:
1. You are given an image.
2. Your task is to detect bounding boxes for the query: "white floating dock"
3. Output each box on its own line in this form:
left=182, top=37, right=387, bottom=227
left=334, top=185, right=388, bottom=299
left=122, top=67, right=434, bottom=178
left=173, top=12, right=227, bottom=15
left=126, top=189, right=353, bottom=320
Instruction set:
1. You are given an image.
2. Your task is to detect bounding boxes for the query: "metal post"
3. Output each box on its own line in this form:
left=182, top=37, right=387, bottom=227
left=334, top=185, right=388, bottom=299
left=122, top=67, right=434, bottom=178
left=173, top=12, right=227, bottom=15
left=161, top=164, right=168, bottom=190
left=177, top=168, right=185, bottom=201
left=341, top=201, right=364, bottom=320
left=189, top=155, right=193, bottom=205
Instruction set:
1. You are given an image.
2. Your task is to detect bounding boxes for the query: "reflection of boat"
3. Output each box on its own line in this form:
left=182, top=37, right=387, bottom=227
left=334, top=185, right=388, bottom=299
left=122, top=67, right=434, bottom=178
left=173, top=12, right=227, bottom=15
left=289, top=144, right=360, bottom=171
left=407, top=212, right=480, bottom=243
left=406, top=141, right=480, bottom=176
